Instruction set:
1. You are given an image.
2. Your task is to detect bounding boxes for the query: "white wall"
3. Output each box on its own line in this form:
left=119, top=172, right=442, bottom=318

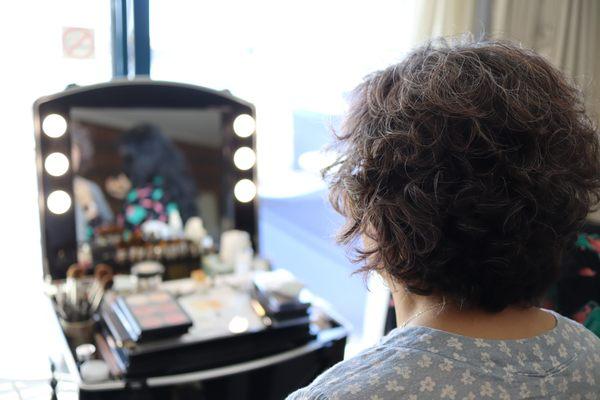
left=0, top=0, right=112, bottom=295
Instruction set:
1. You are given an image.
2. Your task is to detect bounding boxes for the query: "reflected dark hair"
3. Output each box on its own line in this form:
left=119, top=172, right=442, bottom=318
left=327, top=38, right=600, bottom=312
left=120, top=124, right=198, bottom=223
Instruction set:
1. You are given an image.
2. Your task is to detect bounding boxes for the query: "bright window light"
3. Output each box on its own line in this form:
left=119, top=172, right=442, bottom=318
left=42, top=114, right=67, bottom=138
left=234, top=179, right=256, bottom=203
left=233, top=114, right=255, bottom=138
left=233, top=147, right=256, bottom=170
left=47, top=190, right=72, bottom=214
left=44, top=152, right=69, bottom=177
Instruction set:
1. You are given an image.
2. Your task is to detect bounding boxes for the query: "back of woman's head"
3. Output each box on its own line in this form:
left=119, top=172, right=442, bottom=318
left=328, top=37, right=600, bottom=312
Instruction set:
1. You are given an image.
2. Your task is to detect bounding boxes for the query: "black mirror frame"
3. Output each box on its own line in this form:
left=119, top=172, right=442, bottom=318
left=34, top=79, right=258, bottom=280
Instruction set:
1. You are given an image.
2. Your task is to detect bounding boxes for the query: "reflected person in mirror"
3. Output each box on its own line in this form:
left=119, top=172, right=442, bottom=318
left=105, top=124, right=198, bottom=239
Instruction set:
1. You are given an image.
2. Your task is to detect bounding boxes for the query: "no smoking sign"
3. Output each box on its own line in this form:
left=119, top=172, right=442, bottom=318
left=62, top=27, right=95, bottom=59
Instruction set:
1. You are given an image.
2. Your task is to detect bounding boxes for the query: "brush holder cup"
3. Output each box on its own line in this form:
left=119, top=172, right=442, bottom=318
left=60, top=318, right=95, bottom=347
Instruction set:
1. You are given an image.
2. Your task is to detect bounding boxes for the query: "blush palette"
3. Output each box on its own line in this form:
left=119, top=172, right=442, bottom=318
left=112, top=291, right=193, bottom=342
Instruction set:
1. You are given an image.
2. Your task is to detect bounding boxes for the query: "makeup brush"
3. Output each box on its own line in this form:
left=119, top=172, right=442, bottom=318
left=89, top=274, right=114, bottom=315
left=87, top=264, right=114, bottom=315
left=87, top=264, right=112, bottom=308
left=54, top=286, right=69, bottom=320
left=66, top=264, right=85, bottom=320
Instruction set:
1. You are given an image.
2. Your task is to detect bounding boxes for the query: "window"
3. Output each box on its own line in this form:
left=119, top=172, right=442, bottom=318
left=150, top=0, right=417, bottom=347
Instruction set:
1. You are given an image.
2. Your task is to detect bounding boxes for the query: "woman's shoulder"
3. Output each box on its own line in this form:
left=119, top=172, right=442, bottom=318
left=286, top=313, right=600, bottom=400
left=285, top=331, right=436, bottom=400
left=550, top=310, right=600, bottom=349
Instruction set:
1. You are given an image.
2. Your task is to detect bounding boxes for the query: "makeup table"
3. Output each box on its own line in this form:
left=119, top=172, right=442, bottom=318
left=0, top=274, right=347, bottom=400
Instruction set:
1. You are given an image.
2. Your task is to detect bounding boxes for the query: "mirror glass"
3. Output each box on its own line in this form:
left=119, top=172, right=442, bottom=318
left=69, top=107, right=232, bottom=269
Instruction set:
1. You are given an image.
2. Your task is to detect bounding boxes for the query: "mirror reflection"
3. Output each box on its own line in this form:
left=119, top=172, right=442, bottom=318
left=70, top=108, right=230, bottom=275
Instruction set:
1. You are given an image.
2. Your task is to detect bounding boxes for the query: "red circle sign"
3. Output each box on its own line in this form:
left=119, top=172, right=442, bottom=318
left=62, top=27, right=95, bottom=59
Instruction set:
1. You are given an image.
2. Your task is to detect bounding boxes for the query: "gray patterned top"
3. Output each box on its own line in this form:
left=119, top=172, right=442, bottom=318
left=288, top=311, right=600, bottom=399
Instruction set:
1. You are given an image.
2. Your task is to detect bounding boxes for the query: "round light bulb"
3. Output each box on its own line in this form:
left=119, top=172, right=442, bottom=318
left=234, top=179, right=256, bottom=203
left=47, top=190, right=72, bottom=215
left=44, top=152, right=69, bottom=177
left=42, top=114, right=67, bottom=138
left=233, top=114, right=255, bottom=138
left=233, top=147, right=256, bottom=170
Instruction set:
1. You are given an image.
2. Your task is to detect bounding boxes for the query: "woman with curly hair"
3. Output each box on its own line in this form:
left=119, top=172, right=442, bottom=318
left=288, top=38, right=600, bottom=399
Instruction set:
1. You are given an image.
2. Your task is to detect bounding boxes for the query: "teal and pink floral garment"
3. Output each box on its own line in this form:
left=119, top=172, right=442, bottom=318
left=118, top=176, right=179, bottom=237
left=287, top=311, right=600, bottom=400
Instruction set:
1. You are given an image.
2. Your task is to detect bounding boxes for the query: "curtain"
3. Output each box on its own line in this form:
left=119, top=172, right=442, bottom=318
left=413, top=0, right=480, bottom=44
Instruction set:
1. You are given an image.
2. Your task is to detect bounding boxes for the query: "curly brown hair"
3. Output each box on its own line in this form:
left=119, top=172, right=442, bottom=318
left=327, top=38, right=600, bottom=312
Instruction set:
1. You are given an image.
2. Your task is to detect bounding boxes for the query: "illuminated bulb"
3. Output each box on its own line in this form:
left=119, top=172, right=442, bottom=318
left=47, top=190, right=72, bottom=214
left=42, top=114, right=67, bottom=138
left=228, top=316, right=249, bottom=334
left=233, top=147, right=256, bottom=170
left=233, top=114, right=255, bottom=138
left=234, top=179, right=256, bottom=203
left=44, top=152, right=69, bottom=177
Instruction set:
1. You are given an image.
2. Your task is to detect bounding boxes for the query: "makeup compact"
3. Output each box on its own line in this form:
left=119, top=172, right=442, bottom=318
left=252, top=270, right=310, bottom=322
left=131, top=261, right=165, bottom=292
left=109, top=291, right=193, bottom=343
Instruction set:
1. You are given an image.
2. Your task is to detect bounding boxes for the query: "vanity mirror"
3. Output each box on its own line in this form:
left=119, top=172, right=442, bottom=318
left=34, top=80, right=258, bottom=280
left=31, top=81, right=347, bottom=400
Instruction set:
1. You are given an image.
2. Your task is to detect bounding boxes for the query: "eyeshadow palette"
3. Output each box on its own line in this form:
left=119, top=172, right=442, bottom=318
left=112, top=291, right=193, bottom=342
